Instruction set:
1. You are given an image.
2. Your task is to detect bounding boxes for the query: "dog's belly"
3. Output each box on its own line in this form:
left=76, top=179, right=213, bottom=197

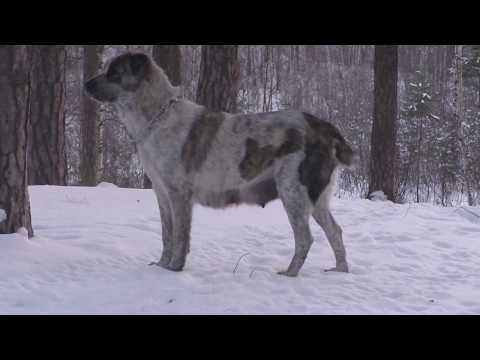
left=193, top=168, right=278, bottom=209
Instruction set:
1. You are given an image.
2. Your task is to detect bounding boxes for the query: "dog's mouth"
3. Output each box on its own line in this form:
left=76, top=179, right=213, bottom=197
left=87, top=91, right=118, bottom=103
left=84, top=75, right=118, bottom=103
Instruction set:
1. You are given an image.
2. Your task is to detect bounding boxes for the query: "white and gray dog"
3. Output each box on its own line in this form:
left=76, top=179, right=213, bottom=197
left=84, top=52, right=356, bottom=277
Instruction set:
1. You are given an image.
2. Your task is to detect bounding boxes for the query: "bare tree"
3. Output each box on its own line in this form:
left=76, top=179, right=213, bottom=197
left=369, top=45, right=398, bottom=201
left=80, top=45, right=103, bottom=186
left=144, top=45, right=183, bottom=189
left=29, top=45, right=67, bottom=185
left=0, top=45, right=34, bottom=237
left=196, top=45, right=240, bottom=113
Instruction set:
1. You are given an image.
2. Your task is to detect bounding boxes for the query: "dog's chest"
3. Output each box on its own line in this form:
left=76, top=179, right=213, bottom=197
left=137, top=128, right=188, bottom=181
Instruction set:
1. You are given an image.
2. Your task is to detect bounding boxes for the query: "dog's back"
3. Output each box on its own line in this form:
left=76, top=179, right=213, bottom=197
left=180, top=107, right=354, bottom=211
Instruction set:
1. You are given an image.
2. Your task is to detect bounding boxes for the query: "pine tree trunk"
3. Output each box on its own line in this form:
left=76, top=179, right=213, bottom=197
left=454, top=45, right=472, bottom=206
left=262, top=47, right=270, bottom=112
left=143, top=45, right=183, bottom=189
left=0, top=45, right=34, bottom=237
left=152, top=45, right=182, bottom=86
left=439, top=45, right=457, bottom=206
left=196, top=45, right=239, bottom=113
left=80, top=45, right=103, bottom=187
left=368, top=45, right=398, bottom=202
left=29, top=45, right=67, bottom=185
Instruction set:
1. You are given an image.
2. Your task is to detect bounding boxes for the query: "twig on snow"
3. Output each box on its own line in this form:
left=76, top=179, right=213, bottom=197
left=249, top=267, right=271, bottom=279
left=233, top=252, right=250, bottom=274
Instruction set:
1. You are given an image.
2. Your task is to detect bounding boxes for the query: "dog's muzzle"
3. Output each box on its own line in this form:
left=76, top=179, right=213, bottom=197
left=84, top=75, right=118, bottom=103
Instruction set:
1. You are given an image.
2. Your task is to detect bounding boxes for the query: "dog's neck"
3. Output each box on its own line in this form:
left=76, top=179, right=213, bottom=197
left=116, top=67, right=181, bottom=144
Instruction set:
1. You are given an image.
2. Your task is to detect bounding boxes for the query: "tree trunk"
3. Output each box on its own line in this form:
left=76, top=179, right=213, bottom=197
left=368, top=45, right=398, bottom=202
left=454, top=45, right=472, bottom=206
left=152, top=45, right=182, bottom=86
left=439, top=45, right=457, bottom=206
left=29, top=45, right=67, bottom=185
left=0, top=45, right=34, bottom=237
left=143, top=45, right=183, bottom=189
left=196, top=45, right=240, bottom=113
left=80, top=45, right=103, bottom=187
left=416, top=116, right=424, bottom=203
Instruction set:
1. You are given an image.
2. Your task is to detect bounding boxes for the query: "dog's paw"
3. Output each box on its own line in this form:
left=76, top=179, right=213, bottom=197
left=324, top=264, right=349, bottom=273
left=164, top=265, right=184, bottom=272
left=165, top=258, right=186, bottom=272
left=160, top=254, right=172, bottom=267
left=149, top=255, right=171, bottom=268
left=277, top=270, right=299, bottom=277
left=149, top=261, right=184, bottom=272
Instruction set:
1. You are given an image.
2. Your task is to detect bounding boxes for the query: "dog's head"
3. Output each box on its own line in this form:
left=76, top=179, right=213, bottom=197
left=84, top=52, right=151, bottom=103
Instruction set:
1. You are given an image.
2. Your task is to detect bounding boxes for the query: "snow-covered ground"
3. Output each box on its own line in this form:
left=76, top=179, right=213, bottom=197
left=1, top=185, right=479, bottom=314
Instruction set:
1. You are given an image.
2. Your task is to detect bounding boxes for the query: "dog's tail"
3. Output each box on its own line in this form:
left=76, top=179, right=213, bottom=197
left=302, top=112, right=358, bottom=169
left=334, top=139, right=358, bottom=169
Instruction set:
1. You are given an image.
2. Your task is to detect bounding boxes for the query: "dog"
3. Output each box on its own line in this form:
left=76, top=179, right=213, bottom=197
left=84, top=52, right=355, bottom=277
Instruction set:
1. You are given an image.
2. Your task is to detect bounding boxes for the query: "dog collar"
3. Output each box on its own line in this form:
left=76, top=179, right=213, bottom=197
left=134, top=97, right=179, bottom=145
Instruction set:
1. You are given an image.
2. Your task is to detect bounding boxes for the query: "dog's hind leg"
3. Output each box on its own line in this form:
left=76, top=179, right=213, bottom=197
left=165, top=187, right=193, bottom=272
left=275, top=165, right=314, bottom=277
left=312, top=207, right=348, bottom=273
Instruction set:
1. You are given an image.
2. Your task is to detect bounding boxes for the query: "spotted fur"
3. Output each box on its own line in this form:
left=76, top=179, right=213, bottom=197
left=84, top=52, right=355, bottom=277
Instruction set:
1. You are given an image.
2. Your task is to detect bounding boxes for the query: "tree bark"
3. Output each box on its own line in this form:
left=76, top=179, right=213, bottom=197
left=143, top=45, right=183, bottom=189
left=80, top=45, right=103, bottom=187
left=368, top=45, right=398, bottom=202
left=196, top=45, right=240, bottom=113
left=0, top=45, right=34, bottom=237
left=152, top=45, right=182, bottom=86
left=29, top=45, right=67, bottom=185
left=439, top=46, right=457, bottom=206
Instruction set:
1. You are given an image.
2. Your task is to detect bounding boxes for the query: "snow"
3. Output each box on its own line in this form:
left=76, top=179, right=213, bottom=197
left=96, top=182, right=119, bottom=188
left=369, top=191, right=388, bottom=202
left=0, top=209, right=5, bottom=223
left=16, top=227, right=29, bottom=238
left=0, top=186, right=479, bottom=314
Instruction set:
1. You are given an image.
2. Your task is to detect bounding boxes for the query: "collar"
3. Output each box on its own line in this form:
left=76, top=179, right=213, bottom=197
left=133, top=97, right=179, bottom=145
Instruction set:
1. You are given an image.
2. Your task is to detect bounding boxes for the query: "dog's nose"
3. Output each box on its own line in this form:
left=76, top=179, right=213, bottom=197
left=84, top=79, right=96, bottom=95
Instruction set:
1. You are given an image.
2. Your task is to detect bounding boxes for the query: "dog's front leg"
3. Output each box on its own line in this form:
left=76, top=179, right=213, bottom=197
left=151, top=185, right=174, bottom=267
left=165, top=187, right=193, bottom=272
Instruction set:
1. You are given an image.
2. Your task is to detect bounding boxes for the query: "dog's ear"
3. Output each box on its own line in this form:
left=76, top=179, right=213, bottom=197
left=129, top=53, right=150, bottom=79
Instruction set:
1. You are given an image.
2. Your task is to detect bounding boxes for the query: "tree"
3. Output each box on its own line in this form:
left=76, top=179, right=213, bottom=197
left=144, top=45, right=182, bottom=189
left=462, top=45, right=480, bottom=105
left=400, top=70, right=437, bottom=202
left=80, top=45, right=103, bottom=186
left=196, top=45, right=240, bottom=113
left=437, top=46, right=459, bottom=206
left=460, top=45, right=480, bottom=205
left=152, top=45, right=182, bottom=86
left=369, top=45, right=398, bottom=202
left=29, top=45, right=67, bottom=185
left=0, top=45, right=34, bottom=237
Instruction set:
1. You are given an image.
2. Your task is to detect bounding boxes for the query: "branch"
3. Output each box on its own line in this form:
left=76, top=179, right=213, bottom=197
left=233, top=252, right=250, bottom=274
